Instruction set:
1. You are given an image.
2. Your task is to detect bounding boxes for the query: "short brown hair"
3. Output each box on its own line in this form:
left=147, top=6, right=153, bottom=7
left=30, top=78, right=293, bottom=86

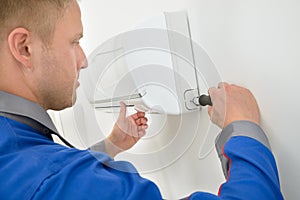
left=0, top=0, right=72, bottom=44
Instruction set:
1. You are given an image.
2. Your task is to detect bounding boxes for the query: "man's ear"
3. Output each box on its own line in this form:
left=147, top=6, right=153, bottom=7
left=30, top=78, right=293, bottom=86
left=8, top=28, right=33, bottom=69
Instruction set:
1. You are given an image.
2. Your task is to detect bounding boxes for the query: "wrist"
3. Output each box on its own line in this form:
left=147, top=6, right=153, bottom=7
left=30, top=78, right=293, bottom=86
left=224, top=116, right=260, bottom=129
left=104, top=138, right=122, bottom=158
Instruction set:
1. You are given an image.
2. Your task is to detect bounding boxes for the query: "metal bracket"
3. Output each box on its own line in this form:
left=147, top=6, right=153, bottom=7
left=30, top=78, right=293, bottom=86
left=184, top=88, right=200, bottom=111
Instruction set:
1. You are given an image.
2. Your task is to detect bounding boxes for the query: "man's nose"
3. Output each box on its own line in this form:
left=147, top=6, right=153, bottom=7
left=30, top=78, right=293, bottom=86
left=81, top=57, right=88, bottom=69
left=79, top=46, right=88, bottom=69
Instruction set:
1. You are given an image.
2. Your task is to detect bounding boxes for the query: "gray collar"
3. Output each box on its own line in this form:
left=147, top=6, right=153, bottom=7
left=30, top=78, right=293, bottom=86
left=0, top=90, right=59, bottom=134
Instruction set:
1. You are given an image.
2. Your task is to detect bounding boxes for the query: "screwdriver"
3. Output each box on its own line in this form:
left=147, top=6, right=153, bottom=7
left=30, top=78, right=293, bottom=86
left=192, top=94, right=212, bottom=106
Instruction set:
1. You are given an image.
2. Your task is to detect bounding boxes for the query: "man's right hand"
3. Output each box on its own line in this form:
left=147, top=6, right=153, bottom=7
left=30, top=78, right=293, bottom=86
left=208, top=82, right=261, bottom=128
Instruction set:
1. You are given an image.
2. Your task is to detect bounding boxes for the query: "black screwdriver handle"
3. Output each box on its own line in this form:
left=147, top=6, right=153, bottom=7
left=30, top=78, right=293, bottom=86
left=199, top=94, right=212, bottom=106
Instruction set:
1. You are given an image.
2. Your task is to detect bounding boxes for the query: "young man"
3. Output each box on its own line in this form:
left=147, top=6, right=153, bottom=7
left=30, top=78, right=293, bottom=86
left=0, top=0, right=284, bottom=199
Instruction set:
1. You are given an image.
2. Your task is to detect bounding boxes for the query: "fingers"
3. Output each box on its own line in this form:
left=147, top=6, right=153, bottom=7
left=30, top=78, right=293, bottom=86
left=130, top=119, right=147, bottom=138
left=208, top=82, right=227, bottom=95
left=127, top=110, right=148, bottom=139
left=118, top=102, right=127, bottom=121
left=131, top=112, right=145, bottom=120
left=134, top=115, right=148, bottom=138
left=207, top=82, right=260, bottom=128
left=137, top=125, right=147, bottom=137
left=207, top=105, right=213, bottom=118
left=207, top=82, right=228, bottom=128
left=135, top=117, right=148, bottom=126
left=218, top=82, right=229, bottom=89
left=131, top=111, right=147, bottom=126
left=208, top=87, right=217, bottom=97
left=118, top=101, right=148, bottom=139
left=208, top=82, right=228, bottom=98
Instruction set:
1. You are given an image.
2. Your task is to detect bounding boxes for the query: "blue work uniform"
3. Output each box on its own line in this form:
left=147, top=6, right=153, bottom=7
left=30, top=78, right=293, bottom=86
left=0, top=91, right=284, bottom=199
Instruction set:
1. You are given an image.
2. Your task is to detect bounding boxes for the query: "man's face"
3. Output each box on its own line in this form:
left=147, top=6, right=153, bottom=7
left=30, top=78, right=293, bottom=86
left=32, top=0, right=87, bottom=110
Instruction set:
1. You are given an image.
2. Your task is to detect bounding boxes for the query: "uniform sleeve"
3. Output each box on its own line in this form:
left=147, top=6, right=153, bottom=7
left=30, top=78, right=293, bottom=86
left=31, top=150, right=162, bottom=200
left=189, top=121, right=284, bottom=200
left=89, top=139, right=106, bottom=152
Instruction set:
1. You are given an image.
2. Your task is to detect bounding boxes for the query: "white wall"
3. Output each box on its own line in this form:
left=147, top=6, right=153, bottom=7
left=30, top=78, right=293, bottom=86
left=56, top=0, right=300, bottom=199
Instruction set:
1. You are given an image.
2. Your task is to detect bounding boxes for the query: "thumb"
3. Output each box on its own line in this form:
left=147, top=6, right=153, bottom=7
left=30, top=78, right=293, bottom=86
left=118, top=101, right=127, bottom=121
left=208, top=105, right=213, bottom=117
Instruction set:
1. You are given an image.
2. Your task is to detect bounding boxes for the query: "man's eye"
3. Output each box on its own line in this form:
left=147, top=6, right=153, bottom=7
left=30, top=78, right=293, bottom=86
left=73, top=41, right=80, bottom=45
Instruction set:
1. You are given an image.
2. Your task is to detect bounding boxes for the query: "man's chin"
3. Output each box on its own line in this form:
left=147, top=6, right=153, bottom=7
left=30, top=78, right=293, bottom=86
left=71, top=91, right=78, bottom=106
left=48, top=96, right=77, bottom=111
